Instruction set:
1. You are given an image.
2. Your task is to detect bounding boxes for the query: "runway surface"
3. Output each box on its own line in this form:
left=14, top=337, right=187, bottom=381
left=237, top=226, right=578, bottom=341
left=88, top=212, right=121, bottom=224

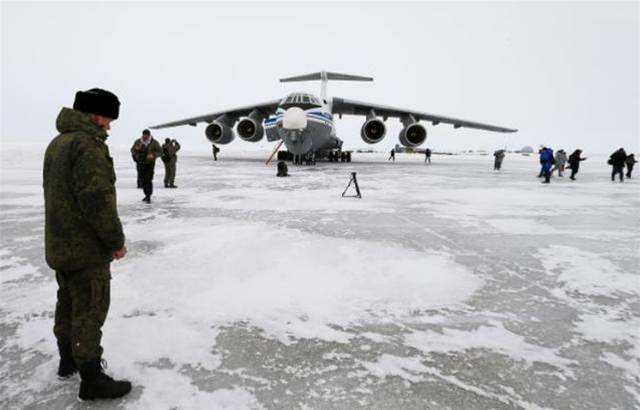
left=1, top=145, right=638, bottom=409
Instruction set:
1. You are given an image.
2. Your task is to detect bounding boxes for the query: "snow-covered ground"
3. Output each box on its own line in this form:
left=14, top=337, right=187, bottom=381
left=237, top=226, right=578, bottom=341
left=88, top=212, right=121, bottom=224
left=1, top=144, right=639, bottom=410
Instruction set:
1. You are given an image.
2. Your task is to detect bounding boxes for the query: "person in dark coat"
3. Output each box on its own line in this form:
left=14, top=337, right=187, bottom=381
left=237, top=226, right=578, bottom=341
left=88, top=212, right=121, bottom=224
left=425, top=148, right=432, bottom=164
left=567, top=149, right=587, bottom=180
left=609, top=148, right=627, bottom=182
left=131, top=129, right=163, bottom=202
left=539, top=147, right=554, bottom=183
left=625, top=153, right=637, bottom=178
left=388, top=148, right=395, bottom=161
left=277, top=160, right=288, bottom=177
left=212, top=144, right=219, bottom=161
left=493, top=149, right=505, bottom=170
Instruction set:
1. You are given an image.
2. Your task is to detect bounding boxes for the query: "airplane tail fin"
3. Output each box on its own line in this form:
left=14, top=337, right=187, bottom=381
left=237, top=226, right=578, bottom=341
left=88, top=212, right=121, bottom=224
left=280, top=70, right=373, bottom=99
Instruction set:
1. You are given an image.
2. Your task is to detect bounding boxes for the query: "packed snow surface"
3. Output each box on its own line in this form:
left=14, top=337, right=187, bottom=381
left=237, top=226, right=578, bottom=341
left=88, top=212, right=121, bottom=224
left=1, top=145, right=638, bottom=409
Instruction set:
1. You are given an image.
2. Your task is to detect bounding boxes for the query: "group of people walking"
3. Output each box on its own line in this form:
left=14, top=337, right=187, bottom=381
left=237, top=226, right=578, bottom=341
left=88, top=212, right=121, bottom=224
left=537, top=147, right=587, bottom=183
left=537, top=146, right=636, bottom=183
left=130, top=130, right=181, bottom=203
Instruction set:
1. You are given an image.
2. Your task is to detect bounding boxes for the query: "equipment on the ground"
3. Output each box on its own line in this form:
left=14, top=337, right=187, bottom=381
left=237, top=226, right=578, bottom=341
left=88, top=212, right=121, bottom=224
left=342, top=172, right=362, bottom=199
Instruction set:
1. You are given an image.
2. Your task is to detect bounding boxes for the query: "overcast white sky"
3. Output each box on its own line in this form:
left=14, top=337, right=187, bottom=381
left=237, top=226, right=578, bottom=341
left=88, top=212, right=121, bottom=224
left=1, top=1, right=638, bottom=154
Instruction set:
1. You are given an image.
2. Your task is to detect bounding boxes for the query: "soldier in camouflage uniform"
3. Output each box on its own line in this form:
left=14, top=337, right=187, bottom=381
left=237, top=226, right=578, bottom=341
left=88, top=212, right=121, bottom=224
left=43, top=88, right=131, bottom=401
left=131, top=129, right=163, bottom=203
left=161, top=138, right=181, bottom=188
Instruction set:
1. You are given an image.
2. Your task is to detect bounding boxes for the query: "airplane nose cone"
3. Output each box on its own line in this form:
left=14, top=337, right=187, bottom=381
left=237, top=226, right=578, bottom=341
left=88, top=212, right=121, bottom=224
left=282, top=107, right=307, bottom=130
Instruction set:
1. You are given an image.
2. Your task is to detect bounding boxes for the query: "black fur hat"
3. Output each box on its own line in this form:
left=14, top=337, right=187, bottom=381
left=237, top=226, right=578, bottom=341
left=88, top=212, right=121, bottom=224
left=73, top=88, right=120, bottom=119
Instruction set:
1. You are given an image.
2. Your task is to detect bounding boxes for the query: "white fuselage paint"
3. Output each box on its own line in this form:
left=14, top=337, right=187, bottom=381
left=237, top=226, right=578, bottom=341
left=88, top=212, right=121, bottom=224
left=265, top=93, right=341, bottom=156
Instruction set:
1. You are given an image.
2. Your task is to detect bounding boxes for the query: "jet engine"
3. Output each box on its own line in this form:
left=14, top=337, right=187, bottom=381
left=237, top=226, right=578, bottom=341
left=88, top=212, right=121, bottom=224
left=360, top=118, right=386, bottom=144
left=399, top=123, right=427, bottom=147
left=205, top=121, right=234, bottom=145
left=236, top=118, right=264, bottom=142
left=237, top=110, right=265, bottom=142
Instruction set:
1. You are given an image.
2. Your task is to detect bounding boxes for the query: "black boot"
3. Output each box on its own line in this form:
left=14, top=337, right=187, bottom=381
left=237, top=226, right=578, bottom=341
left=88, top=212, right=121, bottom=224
left=57, top=342, right=77, bottom=379
left=78, top=358, right=131, bottom=401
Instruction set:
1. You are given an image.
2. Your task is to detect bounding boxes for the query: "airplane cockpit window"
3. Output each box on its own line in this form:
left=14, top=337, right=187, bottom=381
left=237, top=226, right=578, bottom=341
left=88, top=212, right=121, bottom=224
left=280, top=93, right=322, bottom=110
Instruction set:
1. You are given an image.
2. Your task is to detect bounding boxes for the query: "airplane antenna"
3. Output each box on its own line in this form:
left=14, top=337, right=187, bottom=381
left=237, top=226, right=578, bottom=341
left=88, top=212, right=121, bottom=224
left=280, top=71, right=373, bottom=101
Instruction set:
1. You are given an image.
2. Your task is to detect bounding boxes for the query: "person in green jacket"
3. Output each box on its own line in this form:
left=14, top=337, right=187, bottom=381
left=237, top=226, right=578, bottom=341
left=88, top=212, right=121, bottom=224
left=131, top=129, right=163, bottom=202
left=43, top=88, right=131, bottom=401
left=161, top=138, right=181, bottom=188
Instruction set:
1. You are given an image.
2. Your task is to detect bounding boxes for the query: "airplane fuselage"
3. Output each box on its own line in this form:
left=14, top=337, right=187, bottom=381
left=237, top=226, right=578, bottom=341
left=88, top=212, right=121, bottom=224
left=265, top=93, right=342, bottom=156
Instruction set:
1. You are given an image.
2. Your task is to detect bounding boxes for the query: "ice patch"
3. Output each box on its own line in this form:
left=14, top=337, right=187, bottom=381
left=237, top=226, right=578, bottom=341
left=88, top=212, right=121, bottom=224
left=0, top=261, right=39, bottom=283
left=575, top=313, right=640, bottom=347
left=127, top=367, right=262, bottom=410
left=114, top=214, right=483, bottom=344
left=404, top=320, right=575, bottom=375
left=538, top=245, right=640, bottom=297
left=360, top=353, right=429, bottom=383
left=484, top=218, right=558, bottom=235
left=359, top=353, right=556, bottom=410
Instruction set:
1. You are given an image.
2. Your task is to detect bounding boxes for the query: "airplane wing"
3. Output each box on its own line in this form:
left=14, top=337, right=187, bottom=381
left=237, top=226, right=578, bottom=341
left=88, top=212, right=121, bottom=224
left=331, top=97, right=517, bottom=133
left=149, top=100, right=282, bottom=129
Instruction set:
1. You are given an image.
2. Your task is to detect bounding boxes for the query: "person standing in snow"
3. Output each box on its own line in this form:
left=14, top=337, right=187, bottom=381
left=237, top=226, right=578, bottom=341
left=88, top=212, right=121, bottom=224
left=388, top=148, right=395, bottom=161
left=625, top=153, right=637, bottom=178
left=609, top=148, right=627, bottom=182
left=552, top=149, right=567, bottom=177
left=131, top=129, right=163, bottom=202
left=493, top=149, right=505, bottom=170
left=567, top=149, right=587, bottom=180
left=425, top=148, right=432, bottom=164
left=539, top=146, right=554, bottom=183
left=161, top=138, right=180, bottom=188
left=43, top=88, right=131, bottom=401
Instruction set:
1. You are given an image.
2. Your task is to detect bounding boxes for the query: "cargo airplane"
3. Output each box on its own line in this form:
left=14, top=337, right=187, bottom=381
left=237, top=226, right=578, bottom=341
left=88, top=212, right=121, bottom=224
left=150, top=71, right=517, bottom=158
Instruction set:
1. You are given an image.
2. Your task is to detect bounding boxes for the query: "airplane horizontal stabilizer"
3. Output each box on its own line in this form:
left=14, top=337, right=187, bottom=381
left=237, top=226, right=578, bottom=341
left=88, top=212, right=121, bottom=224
left=280, top=71, right=373, bottom=83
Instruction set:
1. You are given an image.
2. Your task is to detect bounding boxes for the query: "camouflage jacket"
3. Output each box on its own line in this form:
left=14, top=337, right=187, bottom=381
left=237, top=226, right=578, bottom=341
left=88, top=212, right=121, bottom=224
left=131, top=138, right=162, bottom=165
left=43, top=108, right=125, bottom=271
left=161, top=141, right=181, bottom=161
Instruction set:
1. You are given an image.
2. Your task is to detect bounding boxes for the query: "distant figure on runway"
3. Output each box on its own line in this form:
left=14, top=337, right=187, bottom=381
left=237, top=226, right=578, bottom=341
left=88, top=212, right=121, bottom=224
left=161, top=138, right=180, bottom=188
left=567, top=149, right=587, bottom=180
left=625, top=153, right=637, bottom=178
left=212, top=144, right=219, bottom=161
left=609, top=148, right=627, bottom=182
left=493, top=149, right=505, bottom=170
left=131, top=129, right=162, bottom=203
left=388, top=148, right=395, bottom=161
left=277, top=161, right=288, bottom=177
left=539, top=146, right=554, bottom=183
left=552, top=149, right=567, bottom=177
left=424, top=148, right=432, bottom=164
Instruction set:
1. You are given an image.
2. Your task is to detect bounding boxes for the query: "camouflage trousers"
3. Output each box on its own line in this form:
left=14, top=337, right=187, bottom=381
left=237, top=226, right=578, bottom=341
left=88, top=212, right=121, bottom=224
left=53, top=264, right=110, bottom=364
left=164, top=158, right=177, bottom=186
